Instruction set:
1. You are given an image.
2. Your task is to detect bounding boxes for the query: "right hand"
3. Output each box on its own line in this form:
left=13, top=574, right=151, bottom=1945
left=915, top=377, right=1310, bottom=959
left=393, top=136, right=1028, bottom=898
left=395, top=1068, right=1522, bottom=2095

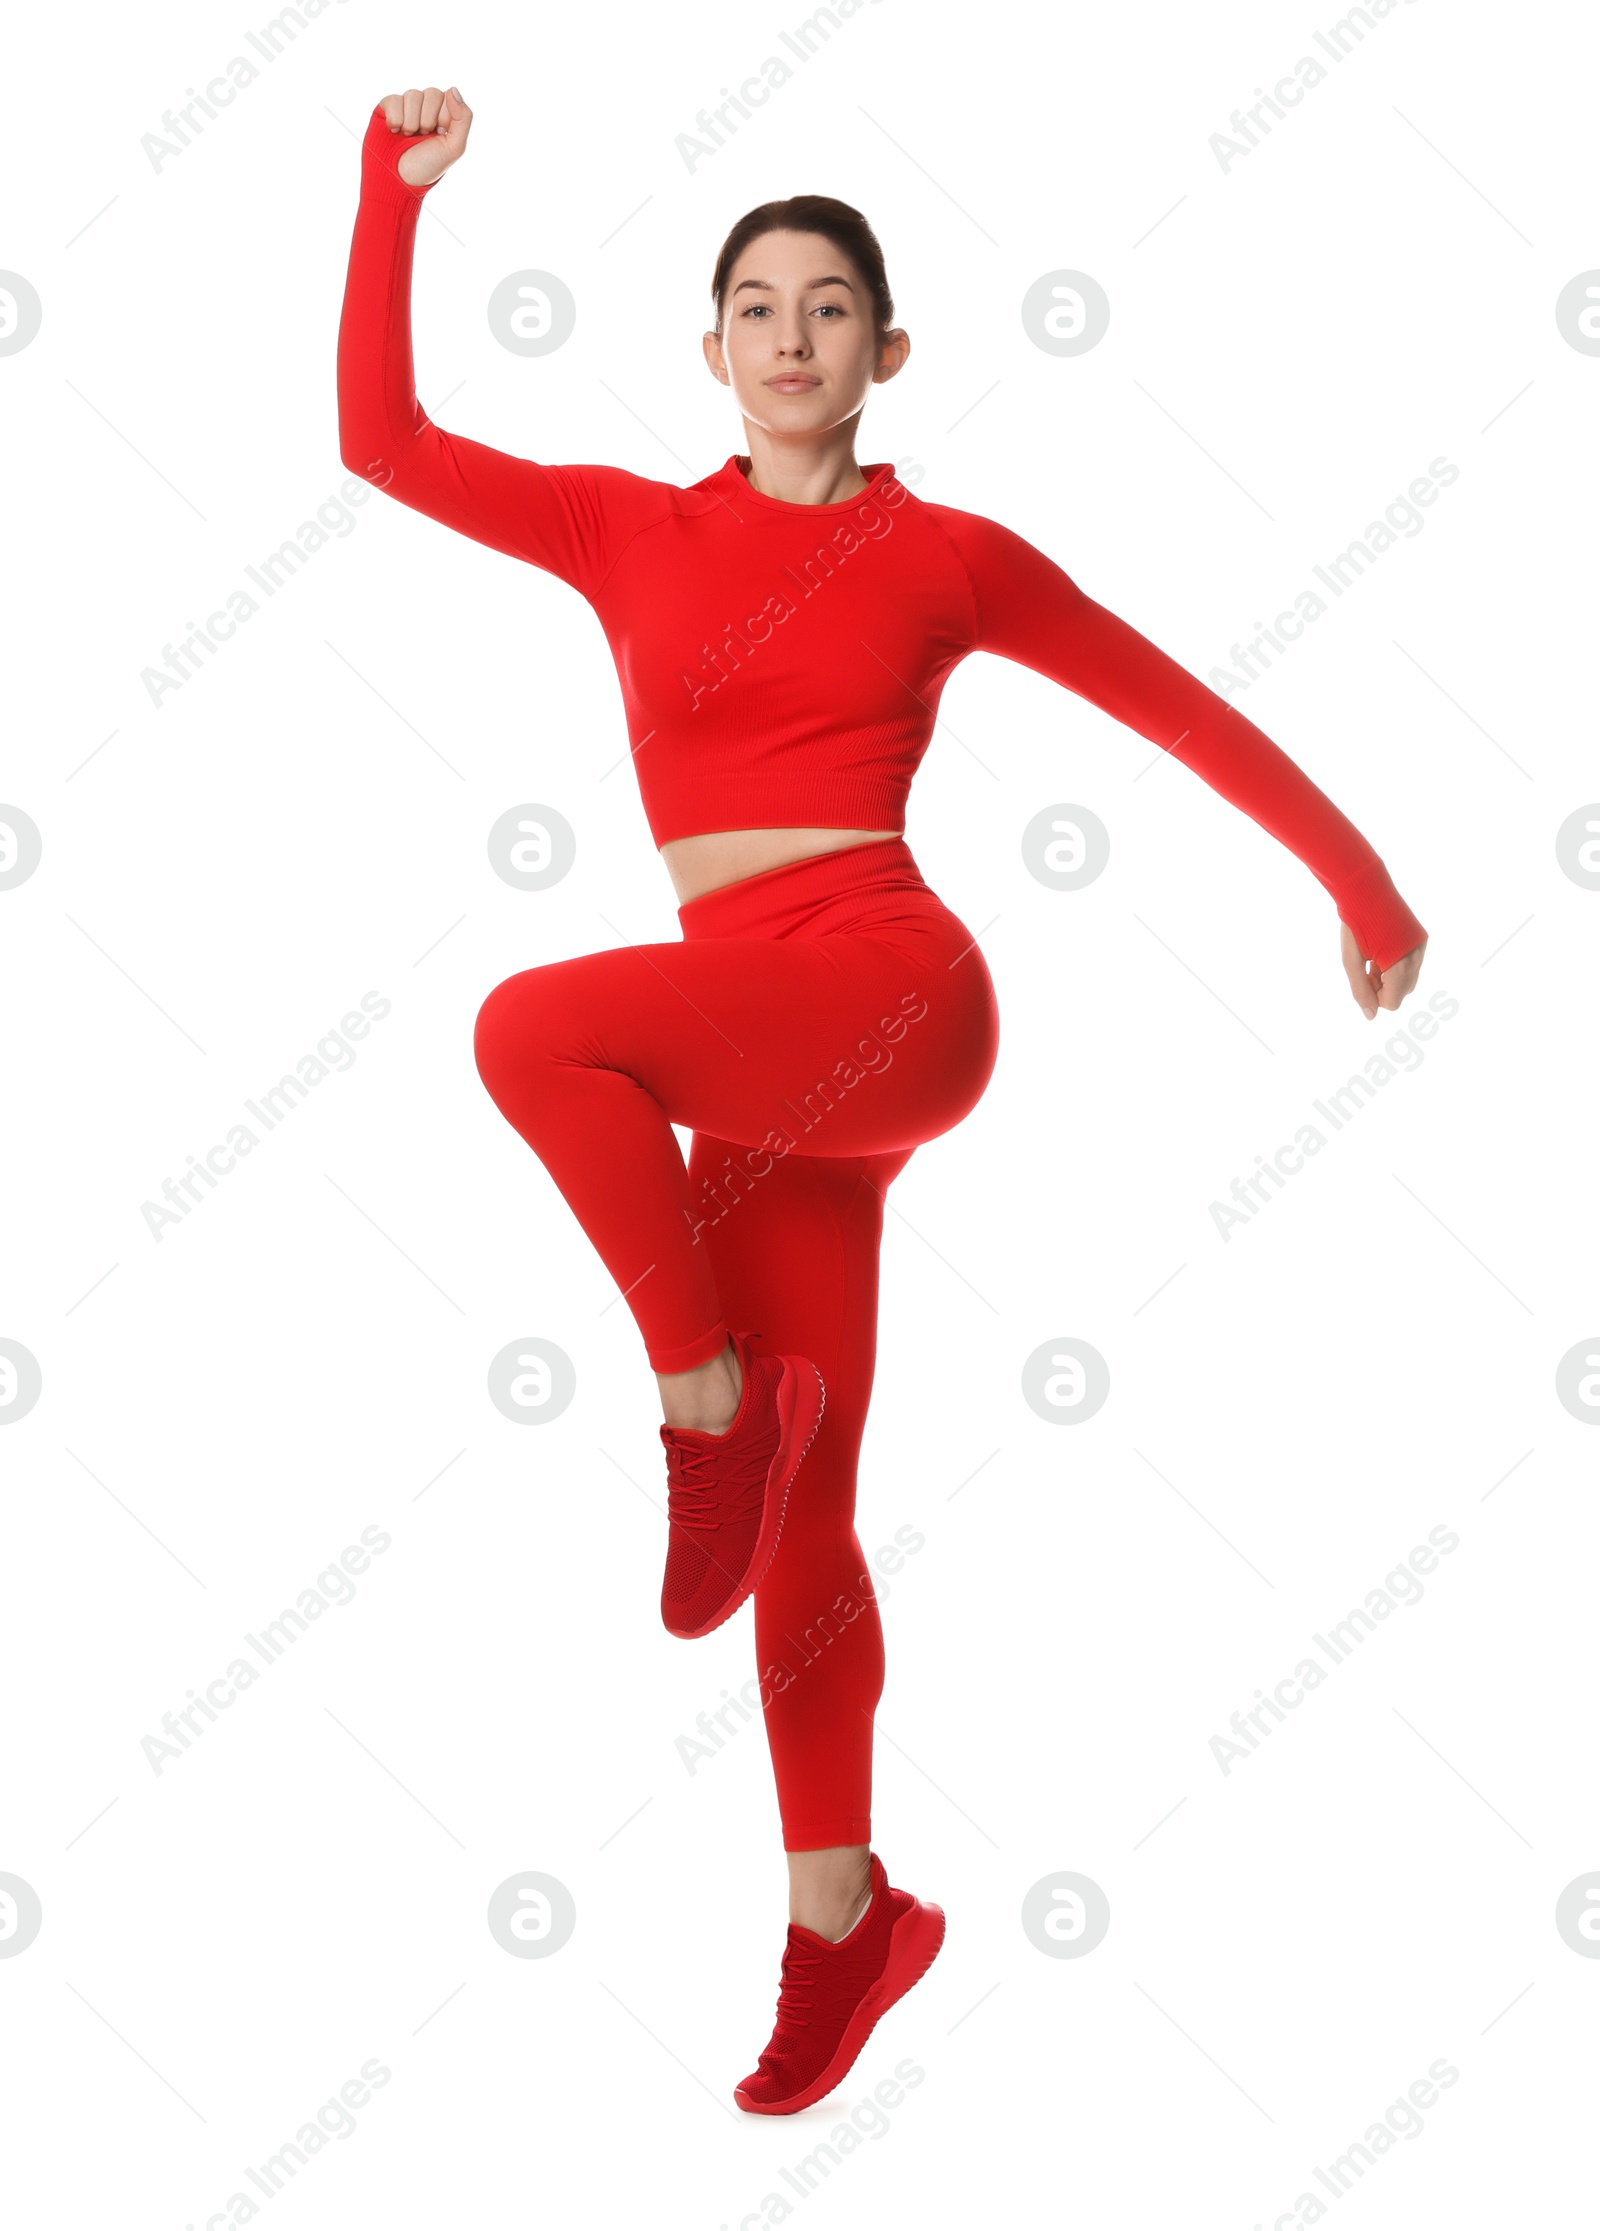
left=380, top=86, right=472, bottom=188
left=1341, top=923, right=1427, bottom=1020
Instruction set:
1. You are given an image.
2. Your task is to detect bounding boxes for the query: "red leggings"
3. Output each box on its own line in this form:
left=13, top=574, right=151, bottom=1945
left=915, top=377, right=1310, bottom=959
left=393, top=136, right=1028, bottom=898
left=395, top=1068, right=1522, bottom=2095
left=472, top=839, right=998, bottom=1850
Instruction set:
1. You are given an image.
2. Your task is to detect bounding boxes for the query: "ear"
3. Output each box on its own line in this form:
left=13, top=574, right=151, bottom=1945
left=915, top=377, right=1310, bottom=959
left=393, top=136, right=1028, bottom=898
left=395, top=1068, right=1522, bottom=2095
left=872, top=327, right=912, bottom=385
left=702, top=329, right=730, bottom=385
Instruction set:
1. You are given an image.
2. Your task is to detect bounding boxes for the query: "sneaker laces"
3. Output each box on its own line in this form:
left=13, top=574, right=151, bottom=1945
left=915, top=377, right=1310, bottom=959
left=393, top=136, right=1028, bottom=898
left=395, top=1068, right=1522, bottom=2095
left=771, top=1933, right=826, bottom=2032
left=764, top=1911, right=884, bottom=2045
left=661, top=1430, right=773, bottom=1537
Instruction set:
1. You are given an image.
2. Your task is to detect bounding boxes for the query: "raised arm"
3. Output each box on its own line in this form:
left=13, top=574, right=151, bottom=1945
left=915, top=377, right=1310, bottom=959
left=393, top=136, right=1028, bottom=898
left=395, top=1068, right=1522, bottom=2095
left=932, top=505, right=1427, bottom=995
left=336, top=88, right=671, bottom=600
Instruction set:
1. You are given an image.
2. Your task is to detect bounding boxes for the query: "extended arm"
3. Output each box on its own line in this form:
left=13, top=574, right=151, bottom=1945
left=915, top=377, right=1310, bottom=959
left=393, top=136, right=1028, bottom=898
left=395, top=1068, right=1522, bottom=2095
left=936, top=507, right=1427, bottom=981
left=336, top=94, right=667, bottom=598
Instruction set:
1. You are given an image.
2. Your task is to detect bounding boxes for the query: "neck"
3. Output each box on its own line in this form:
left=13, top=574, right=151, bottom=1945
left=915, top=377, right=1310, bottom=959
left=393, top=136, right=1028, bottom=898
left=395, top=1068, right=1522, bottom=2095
left=738, top=420, right=870, bottom=505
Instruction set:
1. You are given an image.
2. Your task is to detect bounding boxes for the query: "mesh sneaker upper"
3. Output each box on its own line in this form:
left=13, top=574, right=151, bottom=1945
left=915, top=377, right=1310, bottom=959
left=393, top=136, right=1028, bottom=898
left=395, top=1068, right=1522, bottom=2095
left=658, top=1343, right=784, bottom=1634
left=738, top=1853, right=916, bottom=2103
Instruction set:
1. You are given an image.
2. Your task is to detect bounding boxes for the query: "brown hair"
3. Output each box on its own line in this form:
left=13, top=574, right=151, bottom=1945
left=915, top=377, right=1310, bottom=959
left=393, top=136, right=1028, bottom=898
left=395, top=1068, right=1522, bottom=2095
left=711, top=196, right=895, bottom=342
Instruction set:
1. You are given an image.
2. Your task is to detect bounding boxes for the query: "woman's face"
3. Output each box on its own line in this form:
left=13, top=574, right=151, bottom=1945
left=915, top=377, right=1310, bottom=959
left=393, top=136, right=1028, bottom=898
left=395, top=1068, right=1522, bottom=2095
left=703, top=228, right=909, bottom=435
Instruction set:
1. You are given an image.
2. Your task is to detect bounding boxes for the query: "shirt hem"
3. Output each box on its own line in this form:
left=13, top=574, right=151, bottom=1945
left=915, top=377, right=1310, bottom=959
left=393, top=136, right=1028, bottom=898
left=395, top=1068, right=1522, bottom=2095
left=645, top=778, right=910, bottom=849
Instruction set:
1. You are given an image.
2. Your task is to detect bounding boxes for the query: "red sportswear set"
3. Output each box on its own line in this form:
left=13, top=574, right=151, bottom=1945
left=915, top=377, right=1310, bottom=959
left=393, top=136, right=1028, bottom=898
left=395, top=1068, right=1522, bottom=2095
left=339, top=105, right=1425, bottom=1861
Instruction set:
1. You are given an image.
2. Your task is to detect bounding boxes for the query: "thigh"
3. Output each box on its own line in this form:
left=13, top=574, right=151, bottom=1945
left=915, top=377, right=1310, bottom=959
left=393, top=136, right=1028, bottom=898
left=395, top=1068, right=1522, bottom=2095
left=518, top=932, right=993, bottom=1160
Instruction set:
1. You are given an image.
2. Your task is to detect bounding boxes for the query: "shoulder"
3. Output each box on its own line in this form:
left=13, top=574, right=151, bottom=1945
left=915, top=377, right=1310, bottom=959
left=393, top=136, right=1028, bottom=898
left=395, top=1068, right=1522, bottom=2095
left=556, top=461, right=702, bottom=519
left=910, top=499, right=1048, bottom=566
left=913, top=495, right=1079, bottom=603
left=573, top=457, right=765, bottom=541
left=548, top=462, right=716, bottom=591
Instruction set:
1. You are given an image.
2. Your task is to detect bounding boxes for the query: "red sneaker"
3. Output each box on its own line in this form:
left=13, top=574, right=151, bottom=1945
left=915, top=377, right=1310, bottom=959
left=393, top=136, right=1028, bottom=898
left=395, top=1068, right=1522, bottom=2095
left=734, top=1852, right=945, bottom=2115
left=659, top=1331, right=823, bottom=1640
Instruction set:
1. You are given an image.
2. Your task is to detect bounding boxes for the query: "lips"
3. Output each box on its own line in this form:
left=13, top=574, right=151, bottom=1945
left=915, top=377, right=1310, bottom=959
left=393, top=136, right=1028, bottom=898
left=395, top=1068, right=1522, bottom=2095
left=767, top=377, right=820, bottom=391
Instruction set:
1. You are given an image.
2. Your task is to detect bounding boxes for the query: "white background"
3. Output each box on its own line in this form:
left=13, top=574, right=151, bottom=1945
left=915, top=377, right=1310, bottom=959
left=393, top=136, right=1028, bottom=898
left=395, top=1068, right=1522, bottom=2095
left=4, top=1, right=1596, bottom=2224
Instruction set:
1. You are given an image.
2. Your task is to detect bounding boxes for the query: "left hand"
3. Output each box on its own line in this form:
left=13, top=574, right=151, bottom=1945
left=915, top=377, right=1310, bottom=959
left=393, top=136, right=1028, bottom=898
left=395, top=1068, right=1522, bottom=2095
left=1342, top=925, right=1426, bottom=1019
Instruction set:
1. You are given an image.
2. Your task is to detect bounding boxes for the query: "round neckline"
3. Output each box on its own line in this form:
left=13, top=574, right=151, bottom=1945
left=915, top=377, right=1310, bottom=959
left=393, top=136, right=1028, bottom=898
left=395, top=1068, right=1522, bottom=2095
left=717, top=454, right=895, bottom=514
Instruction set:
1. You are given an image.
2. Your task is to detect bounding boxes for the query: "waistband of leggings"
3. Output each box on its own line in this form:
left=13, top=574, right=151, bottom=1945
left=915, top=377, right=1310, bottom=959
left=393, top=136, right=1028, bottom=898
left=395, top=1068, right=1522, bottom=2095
left=677, top=837, right=928, bottom=940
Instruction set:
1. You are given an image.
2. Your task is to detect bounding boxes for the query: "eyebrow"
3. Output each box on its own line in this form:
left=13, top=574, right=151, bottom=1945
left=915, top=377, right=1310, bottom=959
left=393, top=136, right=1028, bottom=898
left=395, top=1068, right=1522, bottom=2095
left=730, top=274, right=857, bottom=297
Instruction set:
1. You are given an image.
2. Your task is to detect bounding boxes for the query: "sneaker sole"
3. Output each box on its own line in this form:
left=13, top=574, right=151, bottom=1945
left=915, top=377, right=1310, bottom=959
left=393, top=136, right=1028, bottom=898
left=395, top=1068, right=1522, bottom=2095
left=665, top=1357, right=825, bottom=1641
left=733, top=1894, right=946, bottom=2116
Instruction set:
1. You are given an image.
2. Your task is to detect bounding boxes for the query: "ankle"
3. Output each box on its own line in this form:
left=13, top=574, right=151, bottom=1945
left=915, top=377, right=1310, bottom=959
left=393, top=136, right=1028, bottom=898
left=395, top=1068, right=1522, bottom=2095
left=795, top=1885, right=871, bottom=1942
left=789, top=1852, right=873, bottom=1941
left=658, top=1341, right=742, bottom=1434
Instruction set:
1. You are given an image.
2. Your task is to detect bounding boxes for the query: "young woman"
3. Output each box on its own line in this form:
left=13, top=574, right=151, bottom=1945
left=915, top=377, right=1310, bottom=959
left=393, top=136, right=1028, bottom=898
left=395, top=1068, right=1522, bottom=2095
left=338, top=85, right=1427, bottom=2115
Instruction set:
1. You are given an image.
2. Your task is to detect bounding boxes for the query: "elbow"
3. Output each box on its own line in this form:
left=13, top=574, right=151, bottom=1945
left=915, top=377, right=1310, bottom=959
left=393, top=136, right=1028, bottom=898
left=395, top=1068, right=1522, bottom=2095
left=335, top=380, right=399, bottom=492
left=338, top=429, right=397, bottom=495
left=336, top=404, right=367, bottom=480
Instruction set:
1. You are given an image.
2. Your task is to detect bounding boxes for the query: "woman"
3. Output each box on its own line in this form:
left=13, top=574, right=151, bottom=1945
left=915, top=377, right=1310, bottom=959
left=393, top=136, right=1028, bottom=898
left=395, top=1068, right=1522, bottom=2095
left=338, top=85, right=1427, bottom=2115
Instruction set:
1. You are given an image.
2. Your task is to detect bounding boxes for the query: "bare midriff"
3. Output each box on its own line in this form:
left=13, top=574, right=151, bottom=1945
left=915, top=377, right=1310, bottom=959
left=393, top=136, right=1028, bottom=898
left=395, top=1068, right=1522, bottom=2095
left=660, top=826, right=900, bottom=905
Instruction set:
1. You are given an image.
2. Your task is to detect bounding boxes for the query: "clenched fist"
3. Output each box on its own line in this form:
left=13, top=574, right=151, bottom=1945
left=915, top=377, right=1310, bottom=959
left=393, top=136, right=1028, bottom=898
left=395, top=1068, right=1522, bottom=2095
left=378, top=86, right=473, bottom=189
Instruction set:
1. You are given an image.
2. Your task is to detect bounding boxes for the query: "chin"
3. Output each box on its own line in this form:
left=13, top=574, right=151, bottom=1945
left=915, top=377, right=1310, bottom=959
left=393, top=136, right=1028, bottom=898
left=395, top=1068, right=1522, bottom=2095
left=759, top=390, right=851, bottom=420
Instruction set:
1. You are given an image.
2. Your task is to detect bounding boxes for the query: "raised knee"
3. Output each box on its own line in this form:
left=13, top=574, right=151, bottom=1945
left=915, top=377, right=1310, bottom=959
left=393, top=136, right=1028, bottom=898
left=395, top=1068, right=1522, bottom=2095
left=473, top=968, right=565, bottom=1102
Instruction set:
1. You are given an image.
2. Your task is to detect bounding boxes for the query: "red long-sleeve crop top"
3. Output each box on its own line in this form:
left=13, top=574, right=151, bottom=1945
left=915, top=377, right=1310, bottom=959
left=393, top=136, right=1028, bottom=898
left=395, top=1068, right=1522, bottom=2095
left=337, top=105, right=1426, bottom=971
